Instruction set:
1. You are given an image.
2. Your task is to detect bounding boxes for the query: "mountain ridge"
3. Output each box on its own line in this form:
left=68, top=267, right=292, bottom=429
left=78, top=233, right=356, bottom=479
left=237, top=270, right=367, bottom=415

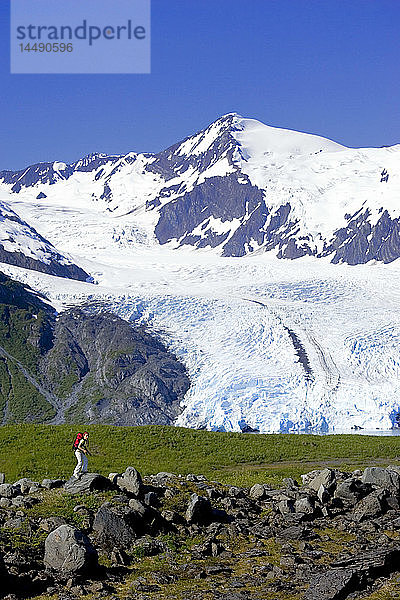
left=1, top=113, right=399, bottom=266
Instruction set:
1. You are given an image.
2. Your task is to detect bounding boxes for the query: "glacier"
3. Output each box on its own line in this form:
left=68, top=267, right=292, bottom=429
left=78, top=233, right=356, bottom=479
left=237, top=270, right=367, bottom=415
left=0, top=113, right=399, bottom=432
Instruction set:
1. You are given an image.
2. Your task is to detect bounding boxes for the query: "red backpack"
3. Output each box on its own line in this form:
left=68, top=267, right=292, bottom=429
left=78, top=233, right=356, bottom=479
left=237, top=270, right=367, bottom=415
left=72, top=432, right=84, bottom=450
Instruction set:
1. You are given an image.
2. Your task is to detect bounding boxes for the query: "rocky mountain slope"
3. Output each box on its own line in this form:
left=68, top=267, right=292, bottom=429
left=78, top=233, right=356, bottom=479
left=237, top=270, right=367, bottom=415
left=1, top=113, right=399, bottom=265
left=0, top=272, right=189, bottom=425
left=2, top=464, right=400, bottom=600
left=0, top=200, right=89, bottom=280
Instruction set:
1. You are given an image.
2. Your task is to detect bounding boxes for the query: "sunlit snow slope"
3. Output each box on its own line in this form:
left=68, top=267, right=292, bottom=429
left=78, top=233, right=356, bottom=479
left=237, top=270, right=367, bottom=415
left=0, top=114, right=399, bottom=432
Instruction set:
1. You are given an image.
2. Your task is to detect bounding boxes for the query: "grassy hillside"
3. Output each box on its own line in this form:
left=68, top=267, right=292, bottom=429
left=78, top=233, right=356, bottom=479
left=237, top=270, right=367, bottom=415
left=1, top=424, right=400, bottom=487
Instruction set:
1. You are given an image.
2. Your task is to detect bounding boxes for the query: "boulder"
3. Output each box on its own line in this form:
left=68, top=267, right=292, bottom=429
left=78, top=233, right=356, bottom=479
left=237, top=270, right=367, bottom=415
left=361, top=467, right=400, bottom=493
left=304, top=568, right=358, bottom=600
left=64, top=473, right=115, bottom=494
left=352, top=489, right=386, bottom=522
left=92, top=503, right=138, bottom=549
left=334, top=478, right=372, bottom=506
left=44, top=524, right=97, bottom=576
left=249, top=484, right=266, bottom=501
left=306, top=469, right=336, bottom=493
left=332, top=546, right=400, bottom=573
left=115, top=467, right=143, bottom=496
left=186, top=493, right=212, bottom=524
left=294, top=496, right=315, bottom=515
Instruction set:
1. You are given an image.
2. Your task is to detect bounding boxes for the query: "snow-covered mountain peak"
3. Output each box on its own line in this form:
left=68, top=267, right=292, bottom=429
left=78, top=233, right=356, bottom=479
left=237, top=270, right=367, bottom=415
left=232, top=116, right=347, bottom=160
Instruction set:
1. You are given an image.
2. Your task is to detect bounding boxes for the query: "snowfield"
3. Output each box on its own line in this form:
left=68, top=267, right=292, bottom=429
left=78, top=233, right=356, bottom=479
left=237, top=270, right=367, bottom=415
left=0, top=114, right=399, bottom=433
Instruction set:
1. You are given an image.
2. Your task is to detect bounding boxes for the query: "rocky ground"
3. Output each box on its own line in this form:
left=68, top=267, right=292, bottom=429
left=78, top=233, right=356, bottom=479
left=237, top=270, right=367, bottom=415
left=1, top=465, right=400, bottom=600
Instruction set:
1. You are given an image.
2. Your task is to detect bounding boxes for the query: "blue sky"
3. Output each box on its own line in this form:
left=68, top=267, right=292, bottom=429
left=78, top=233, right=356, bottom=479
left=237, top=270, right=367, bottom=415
left=1, top=0, right=399, bottom=170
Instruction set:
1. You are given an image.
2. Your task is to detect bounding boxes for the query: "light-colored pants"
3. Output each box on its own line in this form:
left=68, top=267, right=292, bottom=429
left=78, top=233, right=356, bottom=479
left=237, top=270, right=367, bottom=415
left=73, top=450, right=88, bottom=478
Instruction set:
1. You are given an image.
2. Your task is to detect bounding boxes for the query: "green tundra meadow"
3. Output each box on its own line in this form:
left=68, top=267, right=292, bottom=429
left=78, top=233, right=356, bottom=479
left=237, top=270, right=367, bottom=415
left=1, top=424, right=400, bottom=487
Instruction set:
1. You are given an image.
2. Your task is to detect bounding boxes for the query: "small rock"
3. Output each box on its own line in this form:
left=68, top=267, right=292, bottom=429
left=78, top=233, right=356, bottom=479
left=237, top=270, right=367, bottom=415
left=186, top=474, right=207, bottom=482
left=133, top=537, right=165, bottom=556
left=206, top=487, right=220, bottom=500
left=144, top=491, right=158, bottom=506
left=161, top=510, right=179, bottom=523
left=85, top=581, right=105, bottom=593
left=108, top=473, right=120, bottom=484
left=41, top=479, right=64, bottom=490
left=73, top=504, right=89, bottom=513
left=386, top=495, right=400, bottom=511
left=128, top=498, right=147, bottom=517
left=186, top=493, right=212, bottom=524
left=280, top=555, right=296, bottom=568
left=317, top=484, right=330, bottom=504
left=0, top=473, right=5, bottom=484
left=278, top=499, right=295, bottom=515
left=39, top=517, right=68, bottom=532
left=4, top=517, right=26, bottom=529
left=276, top=526, right=313, bottom=541
left=0, top=484, right=15, bottom=499
left=110, top=547, right=129, bottom=565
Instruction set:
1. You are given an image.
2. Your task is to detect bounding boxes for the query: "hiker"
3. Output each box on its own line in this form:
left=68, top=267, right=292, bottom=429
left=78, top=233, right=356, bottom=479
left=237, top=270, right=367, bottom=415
left=72, top=431, right=91, bottom=479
